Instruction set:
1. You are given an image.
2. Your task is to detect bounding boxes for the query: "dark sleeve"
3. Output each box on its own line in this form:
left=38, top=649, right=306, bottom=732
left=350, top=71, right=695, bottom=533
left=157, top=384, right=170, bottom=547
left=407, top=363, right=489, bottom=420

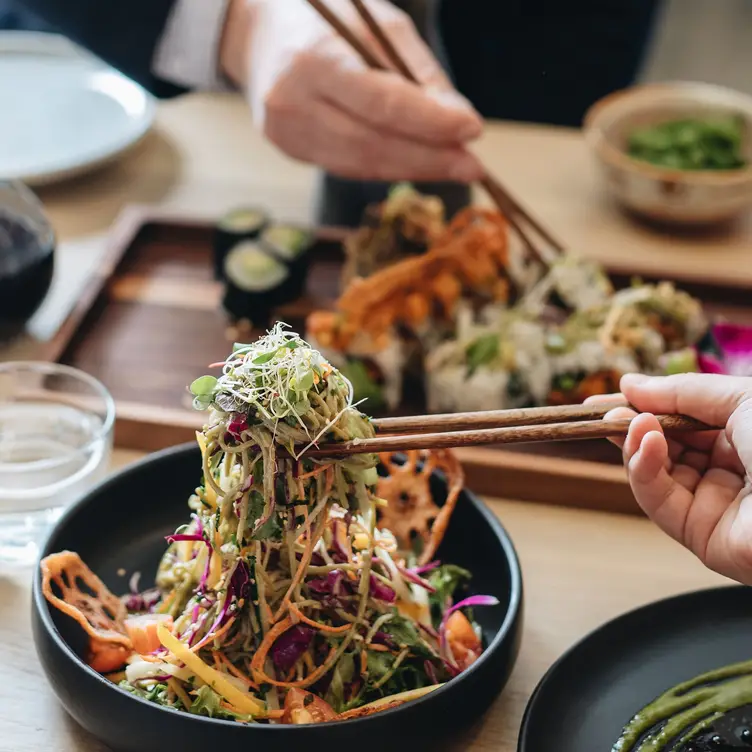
left=21, top=0, right=189, bottom=98
left=439, top=0, right=664, bottom=127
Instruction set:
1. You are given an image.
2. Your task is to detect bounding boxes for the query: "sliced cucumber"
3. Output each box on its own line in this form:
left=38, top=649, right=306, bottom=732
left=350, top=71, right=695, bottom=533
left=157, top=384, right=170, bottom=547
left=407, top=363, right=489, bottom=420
left=217, top=207, right=268, bottom=235
left=223, top=242, right=288, bottom=292
left=261, top=225, right=311, bottom=261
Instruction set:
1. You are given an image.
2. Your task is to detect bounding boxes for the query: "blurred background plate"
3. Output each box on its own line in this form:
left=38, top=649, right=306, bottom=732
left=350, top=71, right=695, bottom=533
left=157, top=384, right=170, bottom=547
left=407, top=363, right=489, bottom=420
left=0, top=32, right=154, bottom=185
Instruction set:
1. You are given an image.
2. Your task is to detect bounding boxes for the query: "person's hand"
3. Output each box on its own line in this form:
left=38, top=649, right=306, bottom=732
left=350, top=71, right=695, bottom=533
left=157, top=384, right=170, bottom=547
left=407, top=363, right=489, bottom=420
left=588, top=373, right=752, bottom=584
left=219, top=0, right=484, bottom=182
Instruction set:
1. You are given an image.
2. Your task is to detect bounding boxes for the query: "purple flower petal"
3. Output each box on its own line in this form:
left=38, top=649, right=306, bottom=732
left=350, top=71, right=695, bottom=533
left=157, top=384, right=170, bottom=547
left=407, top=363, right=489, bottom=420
left=711, top=322, right=752, bottom=376
left=696, top=352, right=727, bottom=375
left=713, top=322, right=752, bottom=355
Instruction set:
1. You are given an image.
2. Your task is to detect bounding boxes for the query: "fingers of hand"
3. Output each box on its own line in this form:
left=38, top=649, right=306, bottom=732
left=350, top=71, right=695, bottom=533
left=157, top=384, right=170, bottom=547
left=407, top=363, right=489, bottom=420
left=684, top=469, right=745, bottom=564
left=368, top=9, right=453, bottom=89
left=726, top=395, right=752, bottom=474
left=602, top=405, right=636, bottom=450
left=711, top=432, right=747, bottom=476
left=583, top=393, right=627, bottom=406
left=315, top=62, right=483, bottom=146
left=622, top=413, right=663, bottom=464
left=627, top=429, right=694, bottom=543
left=620, top=372, right=752, bottom=429
left=264, top=97, right=481, bottom=182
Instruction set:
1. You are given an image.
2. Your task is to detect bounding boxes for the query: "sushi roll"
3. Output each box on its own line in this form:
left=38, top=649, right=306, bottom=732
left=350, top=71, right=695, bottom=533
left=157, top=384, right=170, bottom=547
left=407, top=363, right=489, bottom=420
left=260, top=224, right=313, bottom=300
left=213, top=207, right=269, bottom=280
left=221, top=240, right=290, bottom=327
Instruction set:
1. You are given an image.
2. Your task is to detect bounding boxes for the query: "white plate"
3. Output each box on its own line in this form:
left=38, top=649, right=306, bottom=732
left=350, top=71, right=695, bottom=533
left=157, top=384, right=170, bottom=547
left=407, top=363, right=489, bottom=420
left=0, top=32, right=155, bottom=185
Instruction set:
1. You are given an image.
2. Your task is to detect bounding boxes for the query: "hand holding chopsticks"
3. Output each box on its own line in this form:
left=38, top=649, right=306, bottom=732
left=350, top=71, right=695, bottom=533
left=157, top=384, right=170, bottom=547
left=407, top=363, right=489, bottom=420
left=304, top=0, right=565, bottom=266
left=303, top=402, right=722, bottom=458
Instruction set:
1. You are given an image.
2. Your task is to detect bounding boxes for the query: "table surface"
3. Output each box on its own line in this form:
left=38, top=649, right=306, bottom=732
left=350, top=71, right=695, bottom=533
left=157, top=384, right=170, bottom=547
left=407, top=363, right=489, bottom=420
left=0, top=91, right=745, bottom=751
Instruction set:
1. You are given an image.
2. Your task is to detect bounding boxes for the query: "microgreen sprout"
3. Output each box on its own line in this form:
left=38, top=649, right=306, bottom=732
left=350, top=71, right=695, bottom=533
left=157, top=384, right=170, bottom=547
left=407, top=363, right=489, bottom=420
left=191, top=322, right=356, bottom=440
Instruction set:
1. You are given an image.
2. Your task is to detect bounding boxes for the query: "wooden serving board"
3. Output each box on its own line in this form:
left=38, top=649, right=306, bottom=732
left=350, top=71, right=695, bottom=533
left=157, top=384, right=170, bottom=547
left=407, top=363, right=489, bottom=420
left=42, top=207, right=752, bottom=515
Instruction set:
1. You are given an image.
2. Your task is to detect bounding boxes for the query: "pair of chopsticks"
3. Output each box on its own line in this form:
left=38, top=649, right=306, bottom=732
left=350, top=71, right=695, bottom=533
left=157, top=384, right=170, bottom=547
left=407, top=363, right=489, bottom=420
left=304, top=402, right=721, bottom=458
left=305, top=0, right=564, bottom=266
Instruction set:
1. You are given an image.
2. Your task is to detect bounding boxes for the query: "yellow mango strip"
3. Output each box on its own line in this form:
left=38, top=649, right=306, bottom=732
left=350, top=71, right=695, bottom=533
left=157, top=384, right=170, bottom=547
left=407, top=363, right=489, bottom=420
left=156, top=622, right=264, bottom=716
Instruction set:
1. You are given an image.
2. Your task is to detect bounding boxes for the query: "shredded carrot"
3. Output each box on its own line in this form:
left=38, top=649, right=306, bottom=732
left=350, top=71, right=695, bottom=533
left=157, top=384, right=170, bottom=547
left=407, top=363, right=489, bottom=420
left=168, top=678, right=193, bottom=710
left=368, top=644, right=390, bottom=653
left=251, top=617, right=293, bottom=676
left=190, top=617, right=236, bottom=653
left=303, top=652, right=316, bottom=673
left=297, top=463, right=333, bottom=481
left=360, top=650, right=367, bottom=676
left=216, top=652, right=259, bottom=690
left=289, top=602, right=352, bottom=634
left=157, top=590, right=177, bottom=615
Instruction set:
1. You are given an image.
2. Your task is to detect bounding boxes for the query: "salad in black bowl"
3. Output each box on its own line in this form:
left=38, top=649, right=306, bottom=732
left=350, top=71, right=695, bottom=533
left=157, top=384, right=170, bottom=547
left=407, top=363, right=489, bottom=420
left=32, top=325, right=523, bottom=752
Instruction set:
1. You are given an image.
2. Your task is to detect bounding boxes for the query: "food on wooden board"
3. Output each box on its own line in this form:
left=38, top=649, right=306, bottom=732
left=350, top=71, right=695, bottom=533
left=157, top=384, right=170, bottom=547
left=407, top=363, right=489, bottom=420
left=307, top=188, right=721, bottom=413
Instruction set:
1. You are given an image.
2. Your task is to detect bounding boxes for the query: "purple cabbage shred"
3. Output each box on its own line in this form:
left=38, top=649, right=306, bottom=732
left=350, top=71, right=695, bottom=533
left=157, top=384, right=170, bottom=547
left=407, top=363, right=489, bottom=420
left=271, top=625, right=315, bottom=672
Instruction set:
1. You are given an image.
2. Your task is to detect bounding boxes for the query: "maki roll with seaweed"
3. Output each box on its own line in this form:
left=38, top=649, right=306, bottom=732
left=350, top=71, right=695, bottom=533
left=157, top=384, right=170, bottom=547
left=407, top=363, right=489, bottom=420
left=260, top=224, right=312, bottom=299
left=221, top=240, right=289, bottom=327
left=213, top=207, right=269, bottom=279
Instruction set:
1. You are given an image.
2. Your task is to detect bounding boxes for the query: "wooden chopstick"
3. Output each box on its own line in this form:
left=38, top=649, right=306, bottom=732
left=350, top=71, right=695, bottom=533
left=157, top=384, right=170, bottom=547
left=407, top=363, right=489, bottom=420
left=350, top=0, right=414, bottom=79
left=372, top=401, right=629, bottom=434
left=304, top=0, right=564, bottom=265
left=302, top=414, right=720, bottom=458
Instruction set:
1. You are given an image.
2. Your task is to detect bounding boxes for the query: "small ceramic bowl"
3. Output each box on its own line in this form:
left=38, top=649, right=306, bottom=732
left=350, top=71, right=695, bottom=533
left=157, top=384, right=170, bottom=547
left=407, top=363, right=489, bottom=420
left=583, top=81, right=752, bottom=224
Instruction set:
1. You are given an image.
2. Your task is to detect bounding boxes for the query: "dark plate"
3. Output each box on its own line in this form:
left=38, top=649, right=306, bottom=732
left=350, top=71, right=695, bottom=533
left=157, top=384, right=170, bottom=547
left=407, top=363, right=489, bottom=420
left=32, top=443, right=523, bottom=752
left=518, top=584, right=752, bottom=752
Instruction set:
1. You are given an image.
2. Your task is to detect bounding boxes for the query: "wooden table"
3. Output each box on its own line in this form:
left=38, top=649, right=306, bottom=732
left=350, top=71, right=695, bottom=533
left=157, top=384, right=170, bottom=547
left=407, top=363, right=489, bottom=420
left=0, top=92, right=746, bottom=751
left=0, top=448, right=731, bottom=752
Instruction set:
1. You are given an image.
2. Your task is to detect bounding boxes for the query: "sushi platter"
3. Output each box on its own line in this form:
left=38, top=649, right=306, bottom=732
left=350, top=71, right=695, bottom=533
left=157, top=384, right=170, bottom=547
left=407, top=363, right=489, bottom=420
left=37, top=194, right=752, bottom=514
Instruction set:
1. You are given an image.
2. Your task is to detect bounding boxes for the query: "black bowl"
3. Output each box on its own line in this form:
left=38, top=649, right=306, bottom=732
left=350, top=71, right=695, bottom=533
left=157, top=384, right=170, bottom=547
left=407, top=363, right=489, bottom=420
left=32, top=443, right=523, bottom=752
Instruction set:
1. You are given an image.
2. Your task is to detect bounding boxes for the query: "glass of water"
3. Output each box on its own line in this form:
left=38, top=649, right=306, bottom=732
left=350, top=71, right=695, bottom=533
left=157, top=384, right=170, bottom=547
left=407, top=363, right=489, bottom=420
left=0, top=362, right=115, bottom=566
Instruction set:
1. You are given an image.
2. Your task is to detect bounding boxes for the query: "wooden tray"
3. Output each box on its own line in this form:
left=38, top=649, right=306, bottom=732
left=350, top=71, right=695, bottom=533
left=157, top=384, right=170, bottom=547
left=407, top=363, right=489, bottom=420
left=42, top=207, right=752, bottom=514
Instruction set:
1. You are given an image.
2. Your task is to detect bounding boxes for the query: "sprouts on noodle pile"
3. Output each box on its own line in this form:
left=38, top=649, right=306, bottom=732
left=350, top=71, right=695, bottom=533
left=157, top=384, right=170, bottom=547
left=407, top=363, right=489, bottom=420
left=41, top=324, right=498, bottom=724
